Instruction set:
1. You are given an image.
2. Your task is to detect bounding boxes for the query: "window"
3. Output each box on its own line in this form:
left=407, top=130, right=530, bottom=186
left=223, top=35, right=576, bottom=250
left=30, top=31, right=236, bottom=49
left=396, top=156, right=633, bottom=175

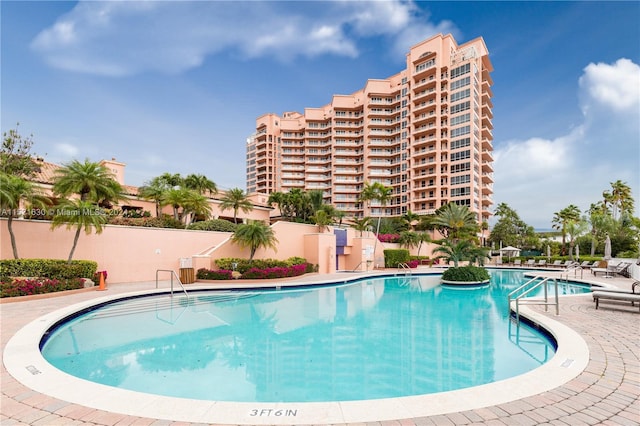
left=451, top=174, right=471, bottom=185
left=451, top=88, right=470, bottom=102
left=450, top=76, right=470, bottom=90
left=451, top=137, right=471, bottom=150
left=451, top=187, right=471, bottom=197
left=450, top=126, right=470, bottom=138
left=450, top=150, right=471, bottom=162
left=451, top=63, right=470, bottom=79
left=450, top=113, right=470, bottom=126
left=451, top=101, right=470, bottom=114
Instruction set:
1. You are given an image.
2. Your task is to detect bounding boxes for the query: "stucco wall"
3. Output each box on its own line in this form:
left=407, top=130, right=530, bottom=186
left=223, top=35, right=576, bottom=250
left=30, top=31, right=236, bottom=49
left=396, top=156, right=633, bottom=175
left=1, top=219, right=438, bottom=284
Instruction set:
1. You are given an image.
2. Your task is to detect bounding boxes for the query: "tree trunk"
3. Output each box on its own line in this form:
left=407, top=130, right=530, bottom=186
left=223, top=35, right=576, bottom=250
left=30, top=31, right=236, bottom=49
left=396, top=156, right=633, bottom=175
left=67, top=227, right=82, bottom=264
left=7, top=215, right=19, bottom=259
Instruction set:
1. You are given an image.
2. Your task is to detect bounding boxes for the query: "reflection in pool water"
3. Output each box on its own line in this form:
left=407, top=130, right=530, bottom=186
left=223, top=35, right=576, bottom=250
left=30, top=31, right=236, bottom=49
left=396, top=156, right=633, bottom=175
left=41, top=270, right=589, bottom=402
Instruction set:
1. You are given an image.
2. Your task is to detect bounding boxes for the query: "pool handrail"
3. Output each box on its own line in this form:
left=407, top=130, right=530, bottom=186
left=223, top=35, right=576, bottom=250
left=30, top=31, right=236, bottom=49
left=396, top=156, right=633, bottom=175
left=155, top=269, right=189, bottom=298
left=508, top=275, right=559, bottom=324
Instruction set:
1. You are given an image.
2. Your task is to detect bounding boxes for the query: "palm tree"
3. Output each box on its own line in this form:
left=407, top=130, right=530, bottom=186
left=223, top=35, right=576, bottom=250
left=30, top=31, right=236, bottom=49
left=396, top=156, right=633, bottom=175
left=230, top=220, right=278, bottom=261
left=138, top=180, right=167, bottom=217
left=402, top=210, right=419, bottom=231
left=416, top=232, right=431, bottom=257
left=308, top=189, right=325, bottom=213
left=161, top=187, right=192, bottom=221
left=0, top=173, right=50, bottom=258
left=432, top=239, right=474, bottom=268
left=352, top=216, right=373, bottom=237
left=180, top=190, right=212, bottom=225
left=313, top=209, right=333, bottom=233
left=50, top=199, right=108, bottom=263
left=398, top=231, right=420, bottom=251
left=52, top=159, right=124, bottom=205
left=359, top=181, right=393, bottom=246
left=220, top=188, right=253, bottom=224
left=551, top=204, right=581, bottom=255
left=431, top=202, right=479, bottom=242
left=184, top=173, right=217, bottom=197
left=606, top=180, right=634, bottom=221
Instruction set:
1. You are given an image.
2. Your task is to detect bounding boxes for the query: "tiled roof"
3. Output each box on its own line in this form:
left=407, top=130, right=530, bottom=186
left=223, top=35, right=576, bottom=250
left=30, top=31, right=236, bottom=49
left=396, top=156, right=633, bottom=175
left=30, top=159, right=138, bottom=196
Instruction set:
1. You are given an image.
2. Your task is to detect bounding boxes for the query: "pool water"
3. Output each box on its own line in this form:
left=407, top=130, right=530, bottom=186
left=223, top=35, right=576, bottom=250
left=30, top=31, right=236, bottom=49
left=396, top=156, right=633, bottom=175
left=41, top=270, right=589, bottom=402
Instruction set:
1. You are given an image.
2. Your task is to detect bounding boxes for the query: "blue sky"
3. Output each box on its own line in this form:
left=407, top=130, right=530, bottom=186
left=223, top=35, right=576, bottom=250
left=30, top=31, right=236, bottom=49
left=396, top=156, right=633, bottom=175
left=2, top=1, right=639, bottom=229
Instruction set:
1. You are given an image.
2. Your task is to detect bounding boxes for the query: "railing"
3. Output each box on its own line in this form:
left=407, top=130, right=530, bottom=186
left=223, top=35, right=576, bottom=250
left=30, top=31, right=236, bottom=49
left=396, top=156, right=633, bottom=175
left=560, top=262, right=583, bottom=281
left=397, top=263, right=412, bottom=276
left=156, top=269, right=188, bottom=298
left=507, top=276, right=559, bottom=324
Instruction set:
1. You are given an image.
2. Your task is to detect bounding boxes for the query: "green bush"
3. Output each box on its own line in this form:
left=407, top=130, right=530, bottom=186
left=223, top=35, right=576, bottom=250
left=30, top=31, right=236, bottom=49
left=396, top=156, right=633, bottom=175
left=215, top=257, right=311, bottom=274
left=0, top=259, right=97, bottom=280
left=107, top=215, right=185, bottom=229
left=187, top=219, right=237, bottom=232
left=441, top=266, right=490, bottom=282
left=383, top=249, right=410, bottom=268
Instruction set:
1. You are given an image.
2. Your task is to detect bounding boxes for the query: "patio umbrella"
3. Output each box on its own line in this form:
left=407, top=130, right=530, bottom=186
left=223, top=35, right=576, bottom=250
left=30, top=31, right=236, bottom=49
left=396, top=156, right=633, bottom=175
left=604, top=235, right=612, bottom=260
left=499, top=246, right=520, bottom=263
left=575, top=244, right=579, bottom=261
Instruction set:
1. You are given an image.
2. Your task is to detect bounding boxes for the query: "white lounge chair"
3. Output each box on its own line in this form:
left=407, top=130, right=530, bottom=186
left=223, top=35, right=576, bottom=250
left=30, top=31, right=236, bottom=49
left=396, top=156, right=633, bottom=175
left=593, top=290, right=640, bottom=311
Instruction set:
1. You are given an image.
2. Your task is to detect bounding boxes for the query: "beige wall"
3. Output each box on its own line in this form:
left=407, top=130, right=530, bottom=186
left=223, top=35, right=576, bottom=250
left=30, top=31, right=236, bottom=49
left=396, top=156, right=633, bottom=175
left=3, top=219, right=420, bottom=284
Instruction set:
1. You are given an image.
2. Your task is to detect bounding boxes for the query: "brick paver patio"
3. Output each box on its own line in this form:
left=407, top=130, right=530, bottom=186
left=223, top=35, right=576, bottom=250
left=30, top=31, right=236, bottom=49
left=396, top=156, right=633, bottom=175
left=2, top=270, right=639, bottom=425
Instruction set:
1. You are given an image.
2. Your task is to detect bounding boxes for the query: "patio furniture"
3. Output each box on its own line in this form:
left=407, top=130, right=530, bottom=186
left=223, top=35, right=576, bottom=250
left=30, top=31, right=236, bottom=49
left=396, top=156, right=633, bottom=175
left=550, top=260, right=563, bottom=268
left=525, top=259, right=535, bottom=267
left=592, top=291, right=640, bottom=311
left=536, top=260, right=547, bottom=267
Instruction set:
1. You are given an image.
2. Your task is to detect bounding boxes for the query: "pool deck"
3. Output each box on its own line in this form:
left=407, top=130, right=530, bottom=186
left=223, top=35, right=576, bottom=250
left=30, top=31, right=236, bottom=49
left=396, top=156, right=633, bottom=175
left=2, top=267, right=639, bottom=425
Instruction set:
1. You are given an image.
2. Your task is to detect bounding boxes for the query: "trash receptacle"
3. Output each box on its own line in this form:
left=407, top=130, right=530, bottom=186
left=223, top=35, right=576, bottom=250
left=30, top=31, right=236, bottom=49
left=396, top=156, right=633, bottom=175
left=180, top=267, right=195, bottom=284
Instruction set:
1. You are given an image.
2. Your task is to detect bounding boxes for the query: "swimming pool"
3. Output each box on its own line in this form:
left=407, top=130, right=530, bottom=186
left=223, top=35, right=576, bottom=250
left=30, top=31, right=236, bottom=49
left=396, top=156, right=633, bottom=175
left=40, top=270, right=590, bottom=403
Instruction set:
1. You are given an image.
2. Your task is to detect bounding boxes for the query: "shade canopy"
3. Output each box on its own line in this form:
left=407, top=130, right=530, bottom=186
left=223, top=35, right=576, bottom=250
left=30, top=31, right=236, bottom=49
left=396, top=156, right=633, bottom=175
left=499, top=246, right=521, bottom=256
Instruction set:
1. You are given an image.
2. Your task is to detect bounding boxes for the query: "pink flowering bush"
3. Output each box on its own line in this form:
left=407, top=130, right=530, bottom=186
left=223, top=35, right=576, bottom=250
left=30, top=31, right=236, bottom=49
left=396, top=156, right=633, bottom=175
left=241, top=264, right=308, bottom=279
left=377, top=233, right=401, bottom=243
left=196, top=263, right=311, bottom=280
left=407, top=260, right=419, bottom=268
left=0, top=278, right=85, bottom=298
left=196, top=269, right=234, bottom=280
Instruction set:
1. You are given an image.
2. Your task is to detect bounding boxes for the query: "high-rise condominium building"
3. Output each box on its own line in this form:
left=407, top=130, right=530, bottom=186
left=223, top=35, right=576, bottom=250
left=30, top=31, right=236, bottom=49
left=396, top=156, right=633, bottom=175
left=246, top=33, right=493, bottom=225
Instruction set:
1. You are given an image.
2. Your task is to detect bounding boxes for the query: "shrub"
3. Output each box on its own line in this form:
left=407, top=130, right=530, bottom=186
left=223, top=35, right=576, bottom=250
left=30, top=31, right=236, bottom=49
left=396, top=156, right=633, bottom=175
left=196, top=268, right=233, bottom=280
left=0, top=277, right=85, bottom=298
left=0, top=259, right=97, bottom=280
left=441, top=265, right=490, bottom=282
left=107, top=215, right=185, bottom=229
left=215, top=257, right=311, bottom=274
left=187, top=219, right=237, bottom=232
left=383, top=249, right=410, bottom=268
left=378, top=233, right=400, bottom=243
left=240, top=264, right=308, bottom=279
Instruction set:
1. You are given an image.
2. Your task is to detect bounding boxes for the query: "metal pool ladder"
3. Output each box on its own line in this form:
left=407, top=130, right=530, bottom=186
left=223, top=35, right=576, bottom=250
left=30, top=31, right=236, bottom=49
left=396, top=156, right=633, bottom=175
left=508, top=275, right=559, bottom=324
left=156, top=269, right=189, bottom=298
left=397, top=262, right=412, bottom=276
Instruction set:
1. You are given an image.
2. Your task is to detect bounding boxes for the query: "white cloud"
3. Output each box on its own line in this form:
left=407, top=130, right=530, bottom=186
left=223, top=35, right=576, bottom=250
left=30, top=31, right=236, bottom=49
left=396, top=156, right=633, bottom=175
left=493, top=58, right=640, bottom=228
left=54, top=142, right=79, bottom=158
left=579, top=58, right=640, bottom=113
left=30, top=1, right=455, bottom=76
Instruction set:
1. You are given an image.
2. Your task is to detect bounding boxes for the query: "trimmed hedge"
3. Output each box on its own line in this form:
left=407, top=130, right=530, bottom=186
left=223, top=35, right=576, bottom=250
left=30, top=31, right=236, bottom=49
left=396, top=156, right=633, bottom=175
left=0, top=259, right=97, bottom=280
left=214, top=257, right=312, bottom=274
left=187, top=219, right=237, bottom=232
left=383, top=249, right=410, bottom=268
left=441, top=266, right=490, bottom=282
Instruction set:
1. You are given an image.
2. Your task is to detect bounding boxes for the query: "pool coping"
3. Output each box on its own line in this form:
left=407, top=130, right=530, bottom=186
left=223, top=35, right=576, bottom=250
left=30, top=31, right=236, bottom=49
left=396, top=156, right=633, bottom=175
left=3, top=276, right=590, bottom=425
